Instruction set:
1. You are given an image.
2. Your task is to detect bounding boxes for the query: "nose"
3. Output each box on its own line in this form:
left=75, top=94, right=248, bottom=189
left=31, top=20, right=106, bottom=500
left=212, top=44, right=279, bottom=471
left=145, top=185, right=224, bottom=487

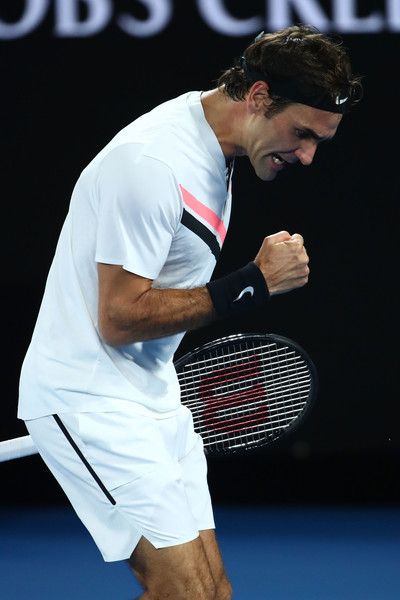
left=294, top=141, right=317, bottom=166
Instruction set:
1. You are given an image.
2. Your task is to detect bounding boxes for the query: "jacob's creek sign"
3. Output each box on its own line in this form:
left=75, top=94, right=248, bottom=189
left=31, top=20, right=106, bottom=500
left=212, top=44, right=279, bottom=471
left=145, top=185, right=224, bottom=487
left=1, top=0, right=399, bottom=39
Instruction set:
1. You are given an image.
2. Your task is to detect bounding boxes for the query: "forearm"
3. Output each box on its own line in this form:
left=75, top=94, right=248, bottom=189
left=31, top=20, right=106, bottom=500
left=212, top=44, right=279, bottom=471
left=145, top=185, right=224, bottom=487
left=98, top=230, right=309, bottom=348
left=99, top=285, right=217, bottom=346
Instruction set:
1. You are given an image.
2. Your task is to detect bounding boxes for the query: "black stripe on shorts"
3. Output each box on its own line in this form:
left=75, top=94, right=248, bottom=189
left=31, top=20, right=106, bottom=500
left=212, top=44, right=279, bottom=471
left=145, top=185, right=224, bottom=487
left=53, top=414, right=116, bottom=506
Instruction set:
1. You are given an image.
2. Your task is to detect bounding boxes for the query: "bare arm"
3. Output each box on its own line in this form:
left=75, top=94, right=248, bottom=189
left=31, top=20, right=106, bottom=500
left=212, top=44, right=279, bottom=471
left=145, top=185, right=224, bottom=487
left=98, top=230, right=309, bottom=347
left=98, top=264, right=217, bottom=346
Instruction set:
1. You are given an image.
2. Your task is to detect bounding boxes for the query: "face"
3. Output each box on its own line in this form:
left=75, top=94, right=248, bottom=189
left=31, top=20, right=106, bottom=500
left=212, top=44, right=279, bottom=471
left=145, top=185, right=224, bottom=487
left=242, top=95, right=342, bottom=181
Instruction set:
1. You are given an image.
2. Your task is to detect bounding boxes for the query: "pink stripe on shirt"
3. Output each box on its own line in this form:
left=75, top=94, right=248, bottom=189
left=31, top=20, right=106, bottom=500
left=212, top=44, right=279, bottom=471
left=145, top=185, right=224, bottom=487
left=179, top=185, right=227, bottom=243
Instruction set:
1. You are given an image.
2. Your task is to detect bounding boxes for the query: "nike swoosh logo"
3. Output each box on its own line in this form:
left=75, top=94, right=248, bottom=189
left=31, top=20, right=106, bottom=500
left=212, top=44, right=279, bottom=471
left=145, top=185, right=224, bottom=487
left=233, top=286, right=254, bottom=302
left=335, top=95, right=348, bottom=105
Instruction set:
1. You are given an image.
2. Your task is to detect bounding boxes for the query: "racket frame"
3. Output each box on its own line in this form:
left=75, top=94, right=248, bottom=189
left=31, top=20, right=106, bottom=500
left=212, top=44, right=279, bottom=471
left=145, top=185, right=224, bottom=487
left=175, top=332, right=317, bottom=456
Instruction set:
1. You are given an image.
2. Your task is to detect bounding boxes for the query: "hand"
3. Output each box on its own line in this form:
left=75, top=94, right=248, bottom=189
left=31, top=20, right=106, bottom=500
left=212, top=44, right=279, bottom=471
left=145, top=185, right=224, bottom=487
left=254, top=231, right=310, bottom=295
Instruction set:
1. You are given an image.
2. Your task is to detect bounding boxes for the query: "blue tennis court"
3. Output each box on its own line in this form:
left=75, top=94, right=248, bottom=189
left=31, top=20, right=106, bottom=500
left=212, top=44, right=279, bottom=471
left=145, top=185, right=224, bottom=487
left=2, top=504, right=400, bottom=599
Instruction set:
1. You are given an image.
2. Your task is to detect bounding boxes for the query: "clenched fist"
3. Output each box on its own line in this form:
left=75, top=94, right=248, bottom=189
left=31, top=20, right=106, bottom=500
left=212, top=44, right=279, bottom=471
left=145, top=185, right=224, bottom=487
left=254, top=231, right=310, bottom=295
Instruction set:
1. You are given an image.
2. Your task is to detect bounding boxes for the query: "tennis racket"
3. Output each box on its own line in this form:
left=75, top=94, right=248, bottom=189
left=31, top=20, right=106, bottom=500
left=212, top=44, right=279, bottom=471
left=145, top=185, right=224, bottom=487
left=175, top=333, right=316, bottom=455
left=0, top=333, right=316, bottom=461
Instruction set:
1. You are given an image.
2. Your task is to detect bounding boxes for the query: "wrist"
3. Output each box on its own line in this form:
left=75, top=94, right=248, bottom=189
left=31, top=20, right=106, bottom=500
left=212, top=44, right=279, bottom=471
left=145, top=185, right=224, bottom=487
left=206, top=262, right=270, bottom=318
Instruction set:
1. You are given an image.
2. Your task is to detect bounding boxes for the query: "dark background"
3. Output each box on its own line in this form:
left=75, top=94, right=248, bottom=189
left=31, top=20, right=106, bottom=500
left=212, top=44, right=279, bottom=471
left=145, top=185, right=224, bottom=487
left=1, top=1, right=398, bottom=507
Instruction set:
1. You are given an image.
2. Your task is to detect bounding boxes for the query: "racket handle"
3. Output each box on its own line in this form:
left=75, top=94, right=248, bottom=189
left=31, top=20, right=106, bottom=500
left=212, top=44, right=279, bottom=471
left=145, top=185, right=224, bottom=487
left=0, top=434, right=38, bottom=462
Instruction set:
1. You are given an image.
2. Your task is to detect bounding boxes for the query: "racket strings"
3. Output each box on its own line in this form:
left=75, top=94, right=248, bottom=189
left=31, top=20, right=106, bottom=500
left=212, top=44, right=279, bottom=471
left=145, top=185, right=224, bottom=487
left=192, top=402, right=308, bottom=443
left=178, top=345, right=309, bottom=403
left=179, top=347, right=305, bottom=390
left=192, top=398, right=305, bottom=430
left=188, top=392, right=310, bottom=423
left=179, top=369, right=311, bottom=403
left=180, top=343, right=295, bottom=375
left=181, top=376, right=310, bottom=415
left=179, top=359, right=307, bottom=392
left=176, top=341, right=312, bottom=451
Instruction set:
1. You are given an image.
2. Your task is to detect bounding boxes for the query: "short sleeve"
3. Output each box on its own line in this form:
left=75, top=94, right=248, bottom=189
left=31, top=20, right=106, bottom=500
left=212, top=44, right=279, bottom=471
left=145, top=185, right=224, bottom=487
left=94, top=144, right=182, bottom=280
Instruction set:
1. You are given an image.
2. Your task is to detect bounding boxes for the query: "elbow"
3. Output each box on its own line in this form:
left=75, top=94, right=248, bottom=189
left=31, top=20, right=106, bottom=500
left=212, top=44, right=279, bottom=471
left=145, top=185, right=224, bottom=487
left=99, top=321, right=127, bottom=348
left=98, top=293, right=149, bottom=346
left=98, top=310, right=134, bottom=348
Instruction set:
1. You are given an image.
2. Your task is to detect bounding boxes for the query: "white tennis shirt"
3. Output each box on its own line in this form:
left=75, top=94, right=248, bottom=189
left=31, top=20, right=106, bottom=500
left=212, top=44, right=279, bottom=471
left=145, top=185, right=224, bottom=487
left=18, top=92, right=233, bottom=419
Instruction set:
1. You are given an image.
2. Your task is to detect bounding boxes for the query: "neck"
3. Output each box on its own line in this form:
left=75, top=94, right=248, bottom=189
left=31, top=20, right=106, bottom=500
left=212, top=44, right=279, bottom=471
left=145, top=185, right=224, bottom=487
left=200, top=88, right=246, bottom=159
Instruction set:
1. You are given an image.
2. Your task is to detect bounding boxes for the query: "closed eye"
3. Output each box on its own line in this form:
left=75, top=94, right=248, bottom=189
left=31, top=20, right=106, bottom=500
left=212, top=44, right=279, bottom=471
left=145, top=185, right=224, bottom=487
left=295, top=129, right=311, bottom=140
left=295, top=127, right=332, bottom=143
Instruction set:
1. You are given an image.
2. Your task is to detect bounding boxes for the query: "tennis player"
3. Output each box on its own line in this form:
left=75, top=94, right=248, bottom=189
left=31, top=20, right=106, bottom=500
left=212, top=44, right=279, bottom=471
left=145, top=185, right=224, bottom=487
left=18, top=26, right=362, bottom=599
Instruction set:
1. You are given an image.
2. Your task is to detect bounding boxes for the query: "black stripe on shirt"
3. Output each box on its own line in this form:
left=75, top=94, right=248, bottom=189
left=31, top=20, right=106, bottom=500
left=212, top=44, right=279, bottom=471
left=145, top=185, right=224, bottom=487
left=181, top=209, right=221, bottom=260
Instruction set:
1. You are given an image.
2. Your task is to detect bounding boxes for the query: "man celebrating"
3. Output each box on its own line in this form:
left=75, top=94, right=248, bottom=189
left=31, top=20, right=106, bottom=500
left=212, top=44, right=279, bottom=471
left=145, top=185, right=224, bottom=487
left=19, top=25, right=362, bottom=600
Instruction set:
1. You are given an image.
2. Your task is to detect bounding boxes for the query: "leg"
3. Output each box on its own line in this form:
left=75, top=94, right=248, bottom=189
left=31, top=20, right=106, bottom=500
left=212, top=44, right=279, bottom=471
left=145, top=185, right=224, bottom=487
left=199, top=529, right=232, bottom=600
left=127, top=531, right=231, bottom=600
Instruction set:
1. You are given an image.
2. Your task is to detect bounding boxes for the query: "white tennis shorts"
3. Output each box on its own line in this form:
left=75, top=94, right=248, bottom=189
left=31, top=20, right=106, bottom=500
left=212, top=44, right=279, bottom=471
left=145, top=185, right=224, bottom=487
left=25, top=403, right=214, bottom=562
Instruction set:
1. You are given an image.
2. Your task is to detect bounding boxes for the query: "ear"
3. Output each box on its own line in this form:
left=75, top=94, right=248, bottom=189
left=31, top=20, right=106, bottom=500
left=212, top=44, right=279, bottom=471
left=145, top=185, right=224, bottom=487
left=246, top=81, right=271, bottom=115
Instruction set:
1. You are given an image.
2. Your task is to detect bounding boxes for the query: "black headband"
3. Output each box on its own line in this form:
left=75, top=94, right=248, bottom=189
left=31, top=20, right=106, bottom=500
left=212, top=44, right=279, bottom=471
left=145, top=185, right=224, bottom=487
left=240, top=56, right=349, bottom=114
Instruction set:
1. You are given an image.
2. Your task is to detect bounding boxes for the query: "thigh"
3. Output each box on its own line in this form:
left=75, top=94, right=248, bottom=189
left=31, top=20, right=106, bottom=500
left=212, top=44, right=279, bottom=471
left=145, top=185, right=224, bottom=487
left=26, top=414, right=144, bottom=562
left=25, top=409, right=212, bottom=562
left=179, top=416, right=215, bottom=533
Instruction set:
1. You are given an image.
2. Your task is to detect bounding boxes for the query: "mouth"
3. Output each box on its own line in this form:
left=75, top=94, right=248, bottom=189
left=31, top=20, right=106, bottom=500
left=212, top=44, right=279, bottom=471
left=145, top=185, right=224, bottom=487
left=270, top=153, right=286, bottom=170
left=272, top=153, right=285, bottom=165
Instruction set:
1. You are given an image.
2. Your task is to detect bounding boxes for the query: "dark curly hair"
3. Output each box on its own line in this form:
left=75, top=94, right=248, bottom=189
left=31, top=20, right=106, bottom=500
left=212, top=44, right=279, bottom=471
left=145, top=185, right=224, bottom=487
left=217, top=25, right=363, bottom=117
